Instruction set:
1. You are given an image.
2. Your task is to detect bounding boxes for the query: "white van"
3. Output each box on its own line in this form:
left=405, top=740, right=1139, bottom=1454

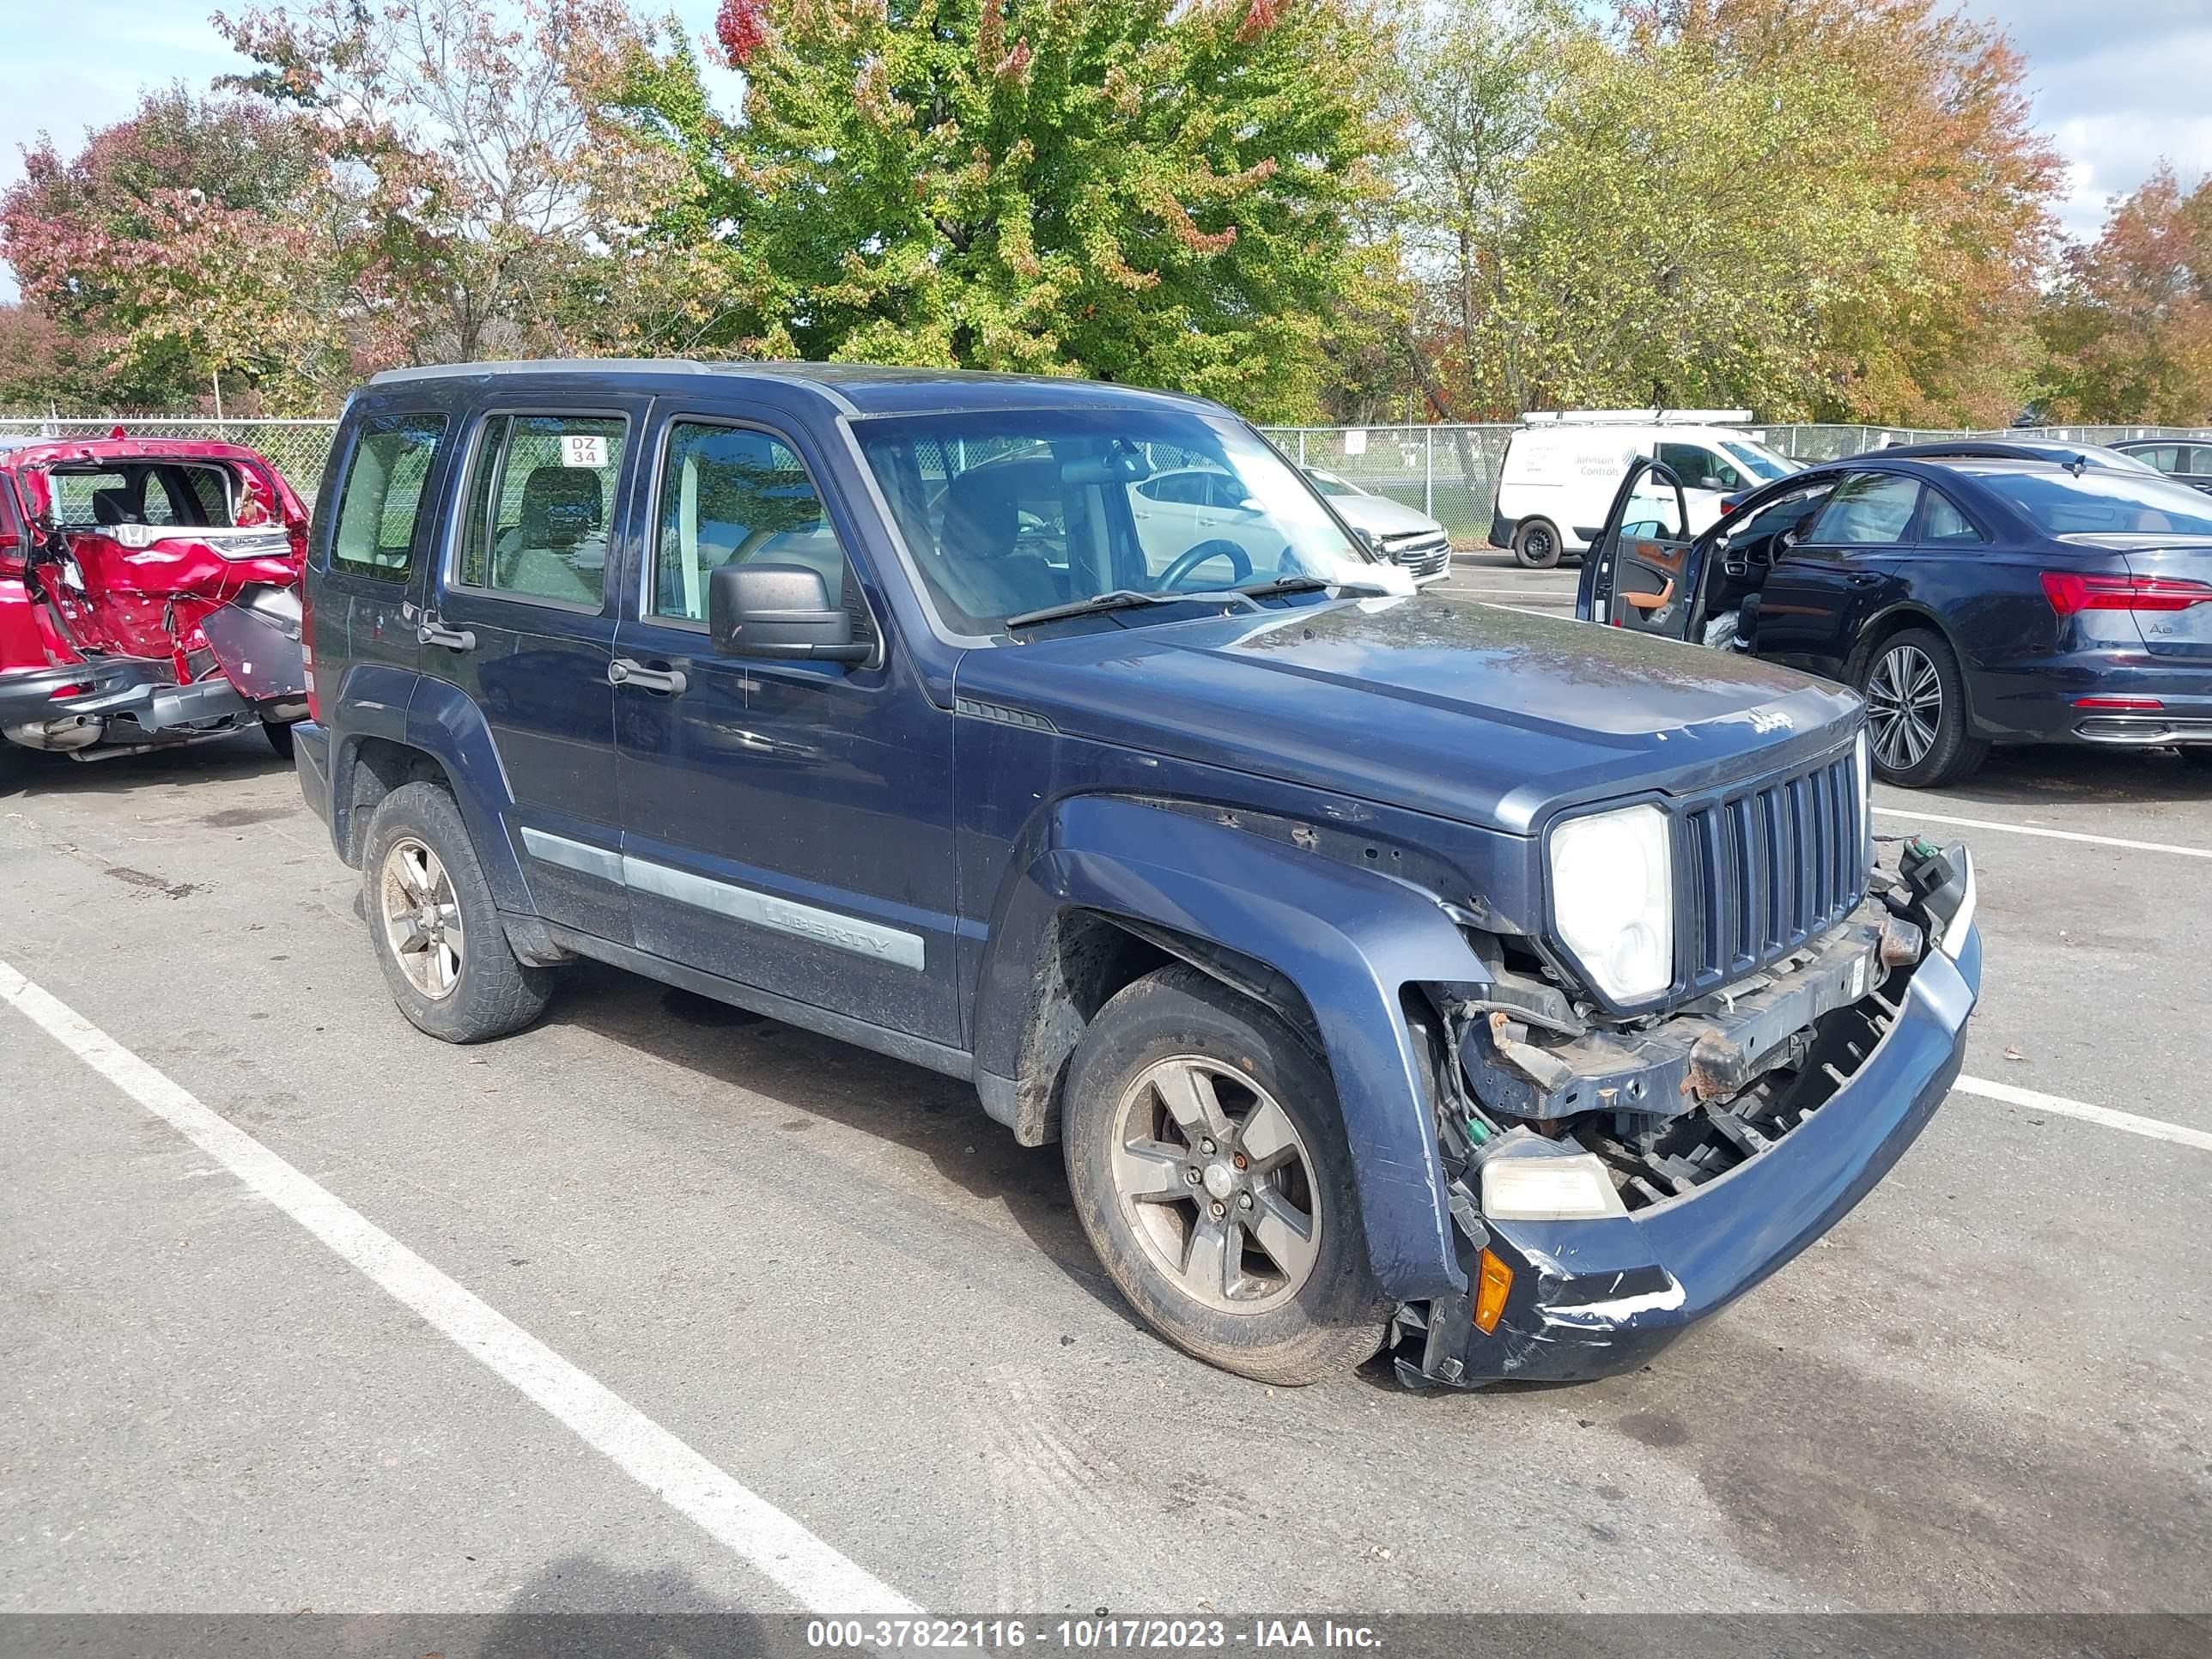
left=1492, top=410, right=1800, bottom=568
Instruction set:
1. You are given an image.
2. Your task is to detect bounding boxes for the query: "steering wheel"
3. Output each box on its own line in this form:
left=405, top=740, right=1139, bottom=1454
left=1156, top=538, right=1253, bottom=590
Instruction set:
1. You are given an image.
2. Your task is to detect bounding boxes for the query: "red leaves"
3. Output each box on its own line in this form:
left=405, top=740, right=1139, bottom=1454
left=1236, top=0, right=1281, bottom=45
left=716, top=0, right=773, bottom=68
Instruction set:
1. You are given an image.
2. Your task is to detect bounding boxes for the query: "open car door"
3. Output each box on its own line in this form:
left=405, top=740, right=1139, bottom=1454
left=1576, top=459, right=1699, bottom=639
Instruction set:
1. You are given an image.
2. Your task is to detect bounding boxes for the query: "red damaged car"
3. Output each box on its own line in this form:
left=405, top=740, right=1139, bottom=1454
left=0, top=432, right=310, bottom=763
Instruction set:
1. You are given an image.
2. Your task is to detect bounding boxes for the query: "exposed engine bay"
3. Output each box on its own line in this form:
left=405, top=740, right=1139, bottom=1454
left=1430, top=836, right=1965, bottom=1211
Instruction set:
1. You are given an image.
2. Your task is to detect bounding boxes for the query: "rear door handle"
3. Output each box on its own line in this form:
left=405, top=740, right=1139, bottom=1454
left=609, top=658, right=688, bottom=696
left=416, top=621, right=476, bottom=651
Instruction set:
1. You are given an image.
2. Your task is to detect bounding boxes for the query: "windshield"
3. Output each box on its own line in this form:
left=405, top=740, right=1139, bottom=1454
left=1719, top=440, right=1798, bottom=483
left=856, top=408, right=1382, bottom=635
left=1971, top=468, right=2212, bottom=537
left=1305, top=469, right=1358, bottom=497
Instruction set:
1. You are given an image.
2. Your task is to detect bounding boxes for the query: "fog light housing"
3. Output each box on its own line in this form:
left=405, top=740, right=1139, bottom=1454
left=1480, top=1147, right=1629, bottom=1221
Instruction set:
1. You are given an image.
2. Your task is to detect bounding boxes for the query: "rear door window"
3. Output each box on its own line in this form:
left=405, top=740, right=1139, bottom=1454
left=1808, top=473, right=1920, bottom=544
left=1917, top=488, right=1982, bottom=543
left=331, top=414, right=449, bottom=580
left=455, top=413, right=627, bottom=610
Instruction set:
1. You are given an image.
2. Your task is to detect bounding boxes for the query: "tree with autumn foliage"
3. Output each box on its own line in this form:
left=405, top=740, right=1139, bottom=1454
left=1638, top=0, right=2062, bottom=427
left=0, top=85, right=353, bottom=412
left=592, top=0, right=1395, bottom=420
left=2038, top=167, right=2212, bottom=425
left=1386, top=0, right=2062, bottom=425
left=212, top=0, right=671, bottom=368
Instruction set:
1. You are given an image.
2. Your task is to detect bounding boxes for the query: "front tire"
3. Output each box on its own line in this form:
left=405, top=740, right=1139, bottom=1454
left=1511, top=517, right=1563, bottom=569
left=362, top=781, right=552, bottom=1042
left=1860, top=628, right=1987, bottom=788
left=1060, top=965, right=1390, bottom=1386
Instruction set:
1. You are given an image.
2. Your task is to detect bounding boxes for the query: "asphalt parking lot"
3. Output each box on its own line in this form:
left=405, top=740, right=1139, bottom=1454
left=3, top=566, right=2209, bottom=1628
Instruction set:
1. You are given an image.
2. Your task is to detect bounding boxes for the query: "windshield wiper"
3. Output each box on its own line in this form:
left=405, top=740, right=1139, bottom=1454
left=1002, top=589, right=1177, bottom=629
left=1004, top=586, right=1263, bottom=630
left=1232, top=574, right=1334, bottom=599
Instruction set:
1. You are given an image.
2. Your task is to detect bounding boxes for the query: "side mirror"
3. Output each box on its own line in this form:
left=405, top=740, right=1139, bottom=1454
left=1700, top=476, right=1728, bottom=492
left=708, top=562, right=870, bottom=663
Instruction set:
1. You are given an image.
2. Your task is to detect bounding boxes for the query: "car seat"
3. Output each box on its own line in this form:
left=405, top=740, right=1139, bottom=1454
left=497, top=466, right=605, bottom=603
left=931, top=466, right=1067, bottom=623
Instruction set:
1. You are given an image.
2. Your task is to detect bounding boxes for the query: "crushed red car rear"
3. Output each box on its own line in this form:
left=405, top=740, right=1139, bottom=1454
left=0, top=434, right=309, bottom=760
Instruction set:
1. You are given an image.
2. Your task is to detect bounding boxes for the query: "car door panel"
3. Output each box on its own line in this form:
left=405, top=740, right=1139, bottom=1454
left=428, top=400, right=647, bottom=944
left=611, top=404, right=963, bottom=1045
left=1753, top=472, right=1918, bottom=677
left=1580, top=459, right=1700, bottom=638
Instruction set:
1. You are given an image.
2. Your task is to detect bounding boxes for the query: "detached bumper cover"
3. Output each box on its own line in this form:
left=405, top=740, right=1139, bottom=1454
left=1411, top=883, right=1981, bottom=1386
left=0, top=658, right=252, bottom=735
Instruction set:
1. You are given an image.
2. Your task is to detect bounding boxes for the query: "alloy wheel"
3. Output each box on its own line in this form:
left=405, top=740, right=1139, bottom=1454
left=1866, top=642, right=1942, bottom=772
left=1107, top=1056, right=1323, bottom=1313
left=379, top=836, right=465, bottom=1000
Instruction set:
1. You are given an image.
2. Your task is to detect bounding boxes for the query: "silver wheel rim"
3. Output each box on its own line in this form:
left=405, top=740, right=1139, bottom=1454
left=379, top=837, right=465, bottom=1000
left=1867, top=643, right=1942, bottom=772
left=1107, top=1056, right=1322, bottom=1313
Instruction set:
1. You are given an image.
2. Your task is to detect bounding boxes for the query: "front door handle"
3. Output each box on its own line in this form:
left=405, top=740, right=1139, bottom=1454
left=416, top=621, right=477, bottom=651
left=609, top=658, right=688, bottom=696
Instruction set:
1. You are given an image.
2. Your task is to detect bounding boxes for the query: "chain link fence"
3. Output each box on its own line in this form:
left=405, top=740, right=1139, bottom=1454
left=9, top=415, right=2209, bottom=550
left=0, top=418, right=343, bottom=505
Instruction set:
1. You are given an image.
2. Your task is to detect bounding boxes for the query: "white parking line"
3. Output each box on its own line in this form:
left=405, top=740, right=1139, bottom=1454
left=0, top=958, right=918, bottom=1616
left=1873, top=805, right=2212, bottom=860
left=1955, top=1074, right=2212, bottom=1153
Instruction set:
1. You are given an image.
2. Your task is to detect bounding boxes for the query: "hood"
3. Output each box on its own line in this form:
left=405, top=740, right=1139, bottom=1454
left=1328, top=491, right=1444, bottom=538
left=956, top=595, right=1858, bottom=834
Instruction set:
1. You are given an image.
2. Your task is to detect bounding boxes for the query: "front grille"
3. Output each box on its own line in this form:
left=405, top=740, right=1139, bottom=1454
left=1680, top=750, right=1865, bottom=994
left=1384, top=531, right=1450, bottom=579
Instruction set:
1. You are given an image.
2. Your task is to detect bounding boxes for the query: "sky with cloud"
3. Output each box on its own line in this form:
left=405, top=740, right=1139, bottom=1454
left=1, top=0, right=2207, bottom=298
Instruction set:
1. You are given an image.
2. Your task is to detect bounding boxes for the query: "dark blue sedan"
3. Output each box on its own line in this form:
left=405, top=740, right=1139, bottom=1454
left=1578, top=447, right=2212, bottom=786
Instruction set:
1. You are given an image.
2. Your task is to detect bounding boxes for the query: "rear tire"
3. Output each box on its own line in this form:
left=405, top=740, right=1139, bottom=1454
left=1511, top=517, right=1563, bottom=569
left=263, top=720, right=295, bottom=760
left=1860, top=627, right=1987, bottom=788
left=362, top=781, right=552, bottom=1043
left=1060, top=965, right=1390, bottom=1387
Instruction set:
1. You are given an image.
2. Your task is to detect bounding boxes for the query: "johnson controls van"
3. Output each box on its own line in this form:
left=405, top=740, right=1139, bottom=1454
left=1492, top=411, right=1799, bottom=568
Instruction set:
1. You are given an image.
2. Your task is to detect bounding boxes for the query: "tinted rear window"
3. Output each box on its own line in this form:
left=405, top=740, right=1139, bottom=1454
left=331, top=414, right=448, bottom=580
left=1972, top=469, right=2212, bottom=538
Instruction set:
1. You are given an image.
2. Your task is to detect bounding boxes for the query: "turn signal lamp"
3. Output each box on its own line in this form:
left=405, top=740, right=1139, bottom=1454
left=1474, top=1249, right=1514, bottom=1334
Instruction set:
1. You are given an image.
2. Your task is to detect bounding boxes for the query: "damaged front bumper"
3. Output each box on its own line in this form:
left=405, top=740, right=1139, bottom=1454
left=1400, top=848, right=1981, bottom=1387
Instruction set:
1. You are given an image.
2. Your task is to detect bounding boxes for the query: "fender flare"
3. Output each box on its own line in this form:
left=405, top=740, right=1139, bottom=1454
left=402, top=675, right=534, bottom=914
left=324, top=665, right=536, bottom=917
left=975, top=795, right=1488, bottom=1301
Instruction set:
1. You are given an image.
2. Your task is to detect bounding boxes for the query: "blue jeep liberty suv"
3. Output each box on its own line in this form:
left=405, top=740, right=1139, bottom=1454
left=294, top=361, right=1981, bottom=1389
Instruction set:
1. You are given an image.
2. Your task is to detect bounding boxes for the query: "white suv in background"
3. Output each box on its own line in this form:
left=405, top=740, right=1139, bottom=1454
left=1492, top=411, right=1800, bottom=568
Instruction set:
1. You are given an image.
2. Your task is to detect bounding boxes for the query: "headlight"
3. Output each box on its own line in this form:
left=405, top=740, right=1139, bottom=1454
left=1549, top=802, right=1672, bottom=1003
